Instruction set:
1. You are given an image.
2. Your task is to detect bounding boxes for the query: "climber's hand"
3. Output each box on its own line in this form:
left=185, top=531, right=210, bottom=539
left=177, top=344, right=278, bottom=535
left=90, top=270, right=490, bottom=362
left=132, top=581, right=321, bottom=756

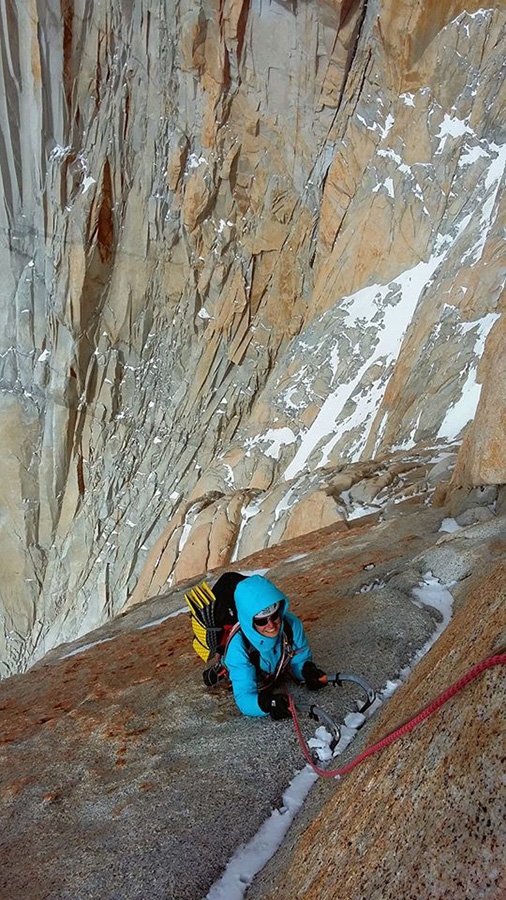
left=258, top=691, right=291, bottom=720
left=302, top=660, right=327, bottom=691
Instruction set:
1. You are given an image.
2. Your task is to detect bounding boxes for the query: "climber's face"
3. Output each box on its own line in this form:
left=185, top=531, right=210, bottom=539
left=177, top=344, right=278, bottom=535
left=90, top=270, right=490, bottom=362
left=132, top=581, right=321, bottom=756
left=253, top=604, right=282, bottom=637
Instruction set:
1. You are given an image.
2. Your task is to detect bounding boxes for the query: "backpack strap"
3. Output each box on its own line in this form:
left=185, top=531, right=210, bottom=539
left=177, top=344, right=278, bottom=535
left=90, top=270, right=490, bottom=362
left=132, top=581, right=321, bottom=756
left=223, top=620, right=241, bottom=654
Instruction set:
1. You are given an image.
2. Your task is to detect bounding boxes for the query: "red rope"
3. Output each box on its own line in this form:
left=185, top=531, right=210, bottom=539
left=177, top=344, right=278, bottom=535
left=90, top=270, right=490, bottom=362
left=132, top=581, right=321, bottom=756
left=288, top=653, right=506, bottom=779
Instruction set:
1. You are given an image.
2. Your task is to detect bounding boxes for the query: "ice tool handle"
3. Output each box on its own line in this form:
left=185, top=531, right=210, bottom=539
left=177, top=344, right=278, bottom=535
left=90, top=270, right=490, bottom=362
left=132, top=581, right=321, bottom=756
left=325, top=672, right=376, bottom=712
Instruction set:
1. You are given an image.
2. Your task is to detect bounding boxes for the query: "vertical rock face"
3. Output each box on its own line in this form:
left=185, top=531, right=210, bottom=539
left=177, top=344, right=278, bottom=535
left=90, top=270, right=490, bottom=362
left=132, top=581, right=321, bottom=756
left=0, top=0, right=504, bottom=674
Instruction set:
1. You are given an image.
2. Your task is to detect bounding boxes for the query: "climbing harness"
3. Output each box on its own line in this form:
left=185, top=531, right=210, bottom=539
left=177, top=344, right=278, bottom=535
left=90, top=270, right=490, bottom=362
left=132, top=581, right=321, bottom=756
left=289, top=652, right=506, bottom=779
left=260, top=632, right=295, bottom=690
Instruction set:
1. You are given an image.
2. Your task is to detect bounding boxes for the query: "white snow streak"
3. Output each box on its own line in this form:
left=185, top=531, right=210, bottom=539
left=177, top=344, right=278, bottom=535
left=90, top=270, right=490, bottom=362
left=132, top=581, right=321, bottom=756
left=284, top=254, right=445, bottom=479
left=436, top=114, right=473, bottom=153
left=245, top=427, right=297, bottom=460
left=436, top=312, right=500, bottom=439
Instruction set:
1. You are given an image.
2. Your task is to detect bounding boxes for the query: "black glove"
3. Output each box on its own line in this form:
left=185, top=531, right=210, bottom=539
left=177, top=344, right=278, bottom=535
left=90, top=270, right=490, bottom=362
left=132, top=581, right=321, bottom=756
left=202, top=662, right=222, bottom=687
left=302, top=660, right=327, bottom=691
left=258, top=691, right=291, bottom=720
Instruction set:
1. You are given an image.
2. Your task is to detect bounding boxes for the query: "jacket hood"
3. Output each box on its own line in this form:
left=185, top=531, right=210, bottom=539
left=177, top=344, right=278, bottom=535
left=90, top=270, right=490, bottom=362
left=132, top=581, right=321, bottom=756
left=234, top=575, right=289, bottom=649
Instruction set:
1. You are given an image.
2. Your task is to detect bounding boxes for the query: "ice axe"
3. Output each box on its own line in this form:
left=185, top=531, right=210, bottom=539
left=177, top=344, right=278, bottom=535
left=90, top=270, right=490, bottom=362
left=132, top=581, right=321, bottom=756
left=322, top=672, right=376, bottom=713
left=292, top=672, right=376, bottom=755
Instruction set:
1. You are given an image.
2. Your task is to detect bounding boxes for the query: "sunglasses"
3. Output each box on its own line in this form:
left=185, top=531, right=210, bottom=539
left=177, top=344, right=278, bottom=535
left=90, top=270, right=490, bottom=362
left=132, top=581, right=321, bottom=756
left=253, top=608, right=281, bottom=627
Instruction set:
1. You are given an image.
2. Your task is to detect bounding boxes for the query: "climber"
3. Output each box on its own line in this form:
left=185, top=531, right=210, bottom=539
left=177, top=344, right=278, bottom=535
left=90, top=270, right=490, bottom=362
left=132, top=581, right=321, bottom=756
left=223, top=574, right=327, bottom=719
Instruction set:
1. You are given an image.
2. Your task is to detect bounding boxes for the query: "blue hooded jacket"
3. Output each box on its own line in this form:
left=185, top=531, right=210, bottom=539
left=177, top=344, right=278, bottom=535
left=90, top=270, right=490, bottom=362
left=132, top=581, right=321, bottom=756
left=223, top=574, right=312, bottom=717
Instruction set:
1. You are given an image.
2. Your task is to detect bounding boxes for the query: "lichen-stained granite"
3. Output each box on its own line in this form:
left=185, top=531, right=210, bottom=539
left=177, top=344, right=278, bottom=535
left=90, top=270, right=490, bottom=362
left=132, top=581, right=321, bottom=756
left=0, top=0, right=505, bottom=675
